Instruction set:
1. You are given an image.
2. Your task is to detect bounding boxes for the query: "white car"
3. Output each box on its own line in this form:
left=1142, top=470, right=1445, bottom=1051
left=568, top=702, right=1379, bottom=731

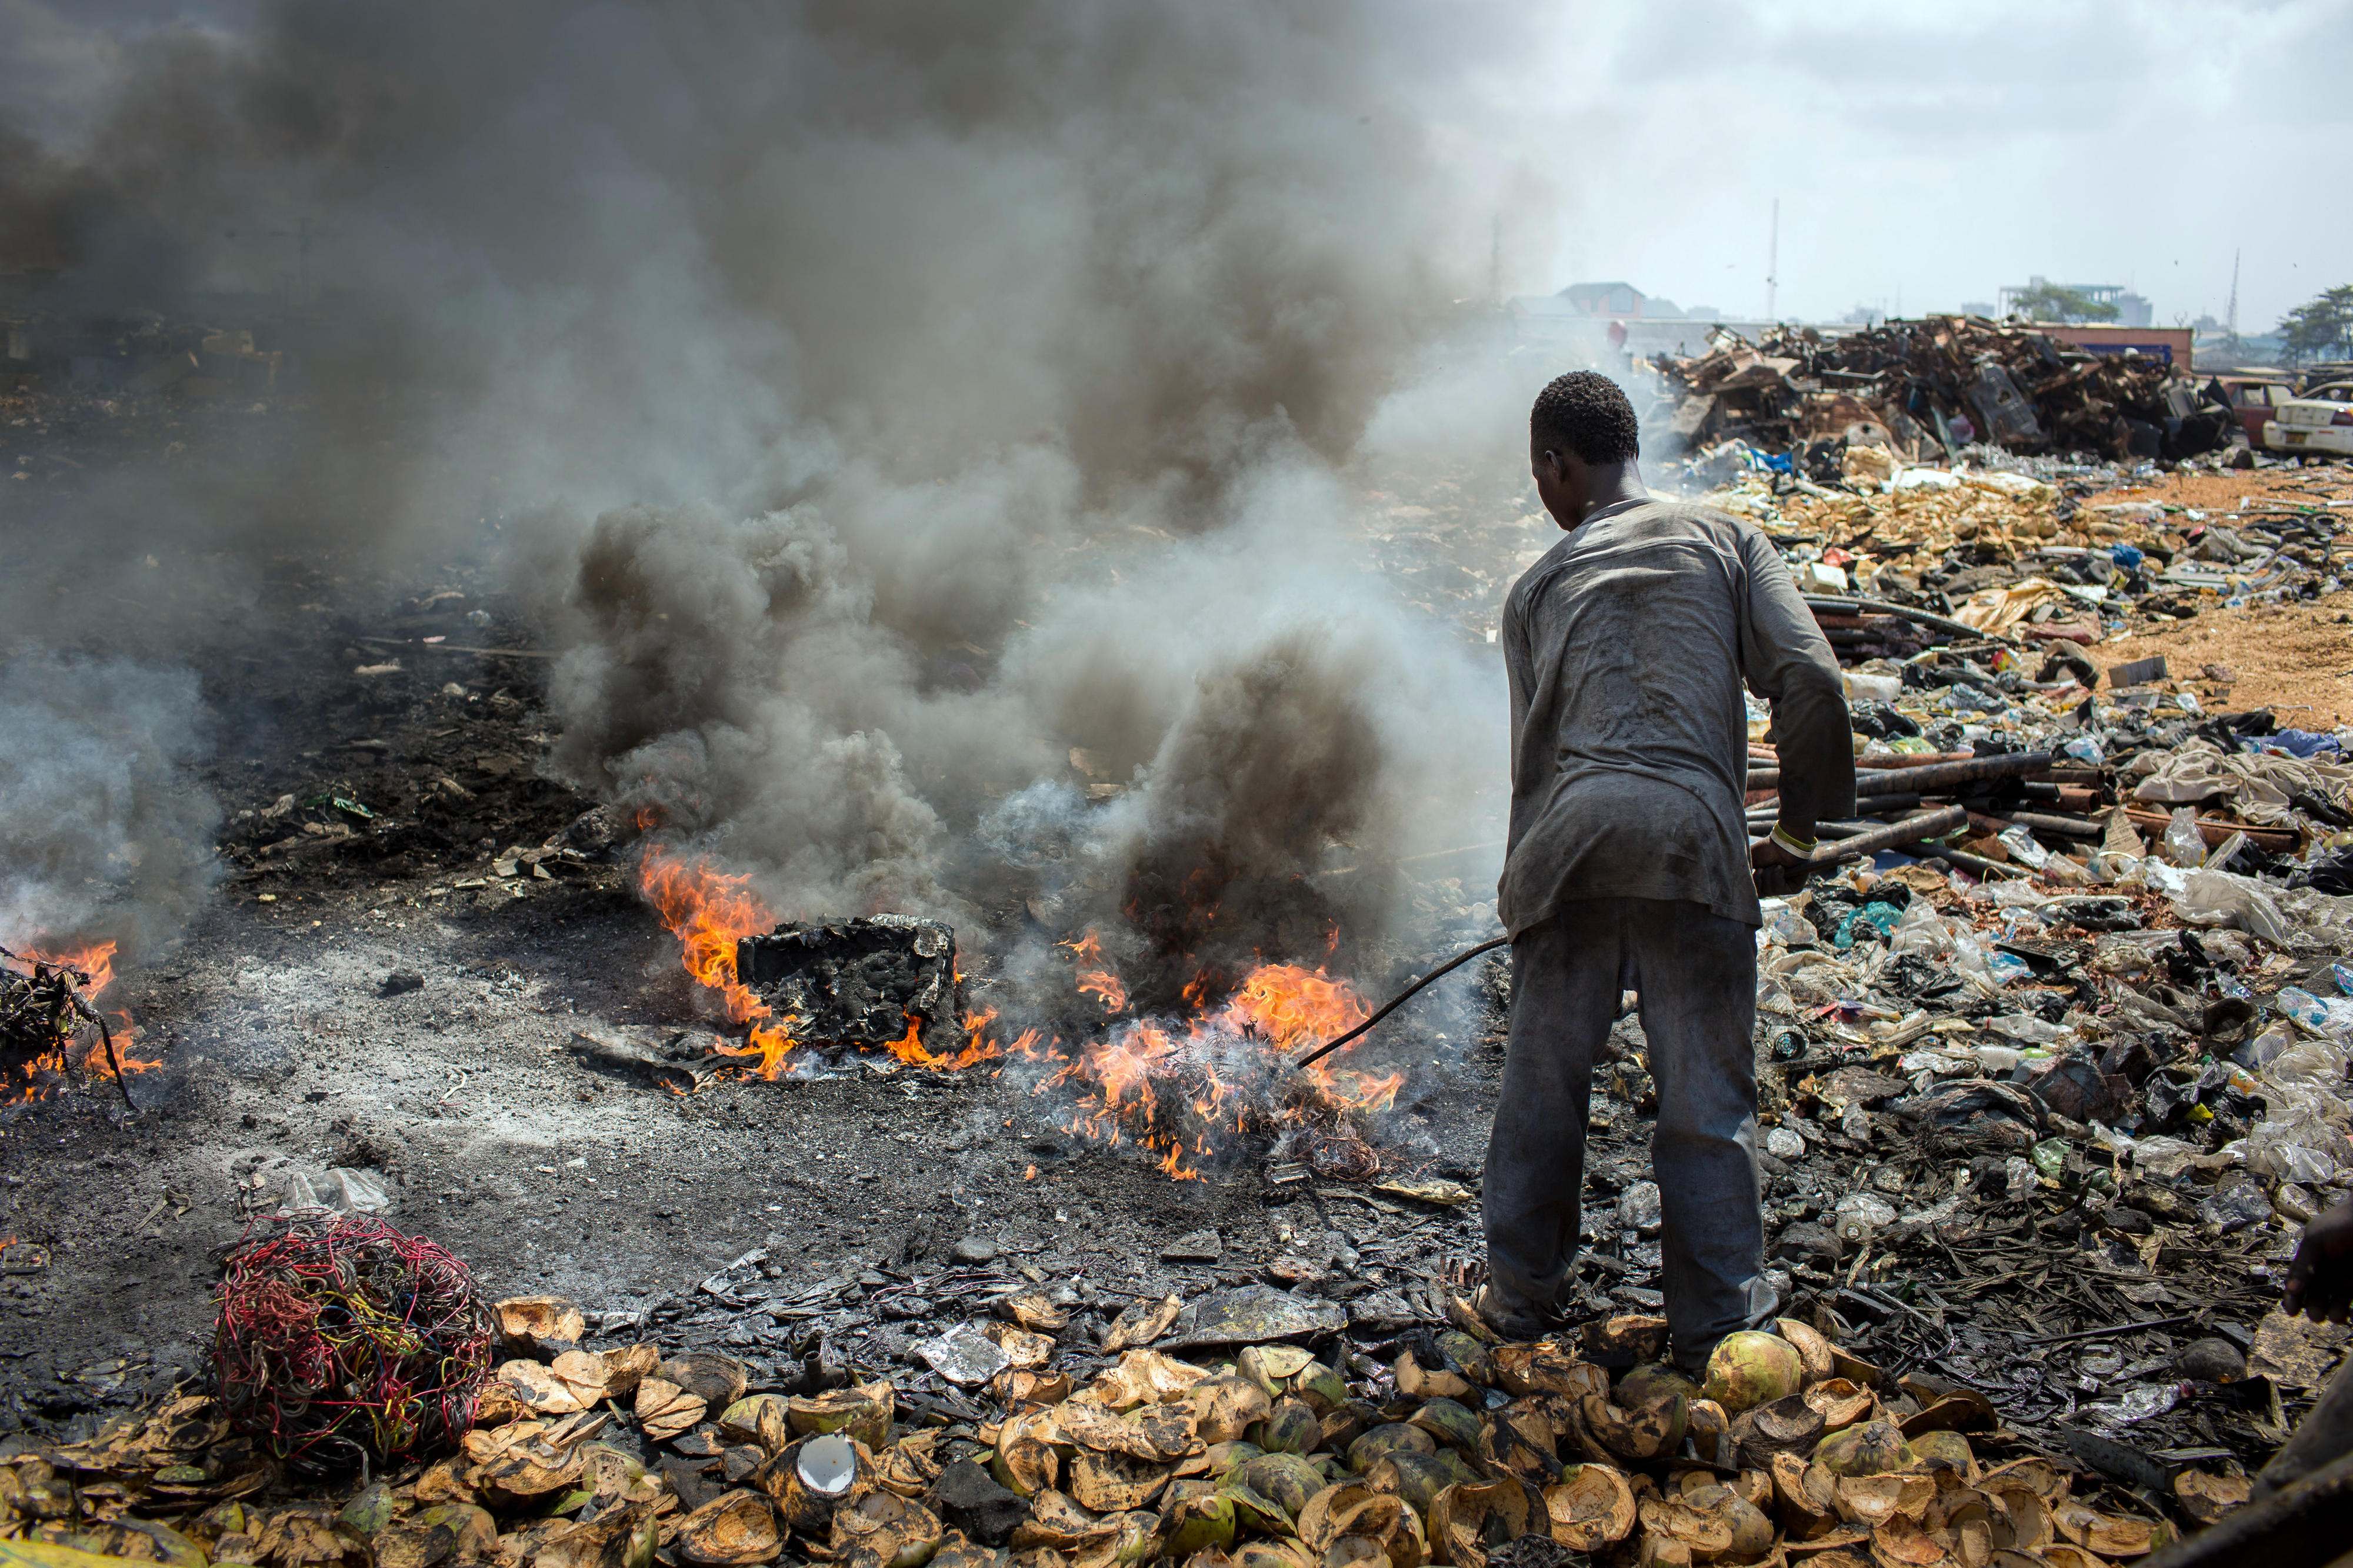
left=2263, top=380, right=2353, bottom=456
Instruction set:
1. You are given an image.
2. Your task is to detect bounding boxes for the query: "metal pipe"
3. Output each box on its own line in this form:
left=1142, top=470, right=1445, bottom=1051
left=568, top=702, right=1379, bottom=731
left=1854, top=751, right=2053, bottom=796
left=1753, top=796, right=1924, bottom=825
left=2004, top=810, right=2104, bottom=840
left=1803, top=594, right=2008, bottom=643
left=1292, top=935, right=1511, bottom=1070
left=1808, top=806, right=1968, bottom=863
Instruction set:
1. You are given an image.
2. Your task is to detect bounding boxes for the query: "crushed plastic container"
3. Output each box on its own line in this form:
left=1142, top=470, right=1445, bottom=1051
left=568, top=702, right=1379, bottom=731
left=1972, top=1042, right=2023, bottom=1074
left=1997, top=825, right=2050, bottom=869
left=2163, top=806, right=2207, bottom=868
left=1987, top=952, right=2034, bottom=986
left=2236, top=1021, right=2295, bottom=1069
left=1761, top=903, right=1818, bottom=946
left=2277, top=986, right=2333, bottom=1032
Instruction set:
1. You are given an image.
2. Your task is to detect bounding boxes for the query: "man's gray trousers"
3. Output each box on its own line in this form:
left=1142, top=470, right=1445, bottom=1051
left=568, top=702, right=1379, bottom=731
left=1482, top=896, right=1770, bottom=1369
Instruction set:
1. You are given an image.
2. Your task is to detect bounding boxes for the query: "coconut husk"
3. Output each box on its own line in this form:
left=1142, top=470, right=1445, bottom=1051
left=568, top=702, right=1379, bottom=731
left=1425, top=1478, right=1535, bottom=1568
left=1544, top=1464, right=1635, bottom=1552
left=671, top=1492, right=779, bottom=1567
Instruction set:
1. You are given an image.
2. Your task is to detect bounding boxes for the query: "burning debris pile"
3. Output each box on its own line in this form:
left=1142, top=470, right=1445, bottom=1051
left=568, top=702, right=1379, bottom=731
left=1, top=943, right=136, bottom=1109
left=635, top=839, right=1415, bottom=1182
left=1653, top=318, right=2237, bottom=466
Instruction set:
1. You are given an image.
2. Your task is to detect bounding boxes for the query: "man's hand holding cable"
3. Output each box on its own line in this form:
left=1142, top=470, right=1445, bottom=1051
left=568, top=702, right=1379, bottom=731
left=1751, top=821, right=1815, bottom=898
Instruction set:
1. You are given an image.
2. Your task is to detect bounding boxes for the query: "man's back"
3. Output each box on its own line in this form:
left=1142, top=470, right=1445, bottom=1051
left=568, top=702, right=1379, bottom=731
left=1497, top=497, right=1849, bottom=934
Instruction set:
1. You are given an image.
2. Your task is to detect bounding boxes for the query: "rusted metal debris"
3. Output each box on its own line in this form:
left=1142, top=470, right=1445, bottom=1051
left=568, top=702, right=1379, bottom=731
left=736, top=915, right=959, bottom=1049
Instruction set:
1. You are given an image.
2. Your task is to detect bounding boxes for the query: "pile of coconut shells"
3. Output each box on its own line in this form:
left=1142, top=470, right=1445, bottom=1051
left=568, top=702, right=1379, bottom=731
left=5, top=1296, right=2191, bottom=1568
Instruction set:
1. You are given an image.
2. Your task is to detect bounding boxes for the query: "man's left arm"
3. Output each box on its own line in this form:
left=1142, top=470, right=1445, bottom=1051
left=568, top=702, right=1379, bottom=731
left=1737, top=533, right=1854, bottom=878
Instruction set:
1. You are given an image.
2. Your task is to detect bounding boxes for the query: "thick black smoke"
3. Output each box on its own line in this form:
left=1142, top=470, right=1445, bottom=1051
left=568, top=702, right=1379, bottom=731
left=5, top=1, right=1534, bottom=995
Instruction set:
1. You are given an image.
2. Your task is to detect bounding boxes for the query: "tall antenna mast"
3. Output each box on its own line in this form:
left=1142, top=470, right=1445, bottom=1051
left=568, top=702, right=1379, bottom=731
left=2225, top=248, right=2240, bottom=345
left=1765, top=198, right=1779, bottom=323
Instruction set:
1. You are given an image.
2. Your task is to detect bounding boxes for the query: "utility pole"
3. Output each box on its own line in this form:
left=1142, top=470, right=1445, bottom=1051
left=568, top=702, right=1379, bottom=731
left=1765, top=198, right=1779, bottom=323
left=2225, top=248, right=2240, bottom=347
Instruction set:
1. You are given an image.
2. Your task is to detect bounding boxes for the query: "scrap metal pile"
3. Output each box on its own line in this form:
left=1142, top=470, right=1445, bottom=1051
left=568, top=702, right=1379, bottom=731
left=1, top=1255, right=2221, bottom=1568
left=1652, top=319, right=2236, bottom=465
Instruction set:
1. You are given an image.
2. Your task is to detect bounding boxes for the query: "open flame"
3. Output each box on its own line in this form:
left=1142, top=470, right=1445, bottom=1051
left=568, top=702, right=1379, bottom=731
left=1062, top=930, right=1127, bottom=1012
left=634, top=846, right=1406, bottom=1180
left=1, top=939, right=156, bottom=1104
left=638, top=845, right=1004, bottom=1078
left=1021, top=956, right=1406, bottom=1180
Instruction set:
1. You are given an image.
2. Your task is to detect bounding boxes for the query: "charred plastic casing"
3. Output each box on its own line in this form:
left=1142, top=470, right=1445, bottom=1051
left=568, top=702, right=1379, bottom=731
left=736, top=916, right=959, bottom=1050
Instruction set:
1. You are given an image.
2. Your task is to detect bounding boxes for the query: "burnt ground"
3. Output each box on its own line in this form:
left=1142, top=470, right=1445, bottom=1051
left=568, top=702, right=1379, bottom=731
left=0, top=543, right=1528, bottom=1439
left=7, top=413, right=2335, bottom=1493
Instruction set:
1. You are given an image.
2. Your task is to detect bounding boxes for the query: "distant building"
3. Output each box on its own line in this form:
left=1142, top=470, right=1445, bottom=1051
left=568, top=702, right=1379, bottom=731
left=1959, top=301, right=1997, bottom=319
left=1556, top=281, right=1681, bottom=319
left=1999, top=276, right=2154, bottom=328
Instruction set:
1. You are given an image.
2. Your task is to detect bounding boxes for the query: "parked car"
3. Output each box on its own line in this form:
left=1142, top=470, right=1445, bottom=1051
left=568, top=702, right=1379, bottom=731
left=2209, top=373, right=2297, bottom=446
left=2263, top=381, right=2353, bottom=456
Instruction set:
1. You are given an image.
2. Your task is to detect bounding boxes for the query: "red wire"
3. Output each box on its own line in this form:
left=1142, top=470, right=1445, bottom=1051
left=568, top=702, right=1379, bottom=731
left=209, top=1214, right=494, bottom=1467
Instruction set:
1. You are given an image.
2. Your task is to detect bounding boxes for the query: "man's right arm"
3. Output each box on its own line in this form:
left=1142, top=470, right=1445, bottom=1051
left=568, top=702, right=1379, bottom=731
left=1501, top=581, right=1535, bottom=852
left=1738, top=533, right=1854, bottom=847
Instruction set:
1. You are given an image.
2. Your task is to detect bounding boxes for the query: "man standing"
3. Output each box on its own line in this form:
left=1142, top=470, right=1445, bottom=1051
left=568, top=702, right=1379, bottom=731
left=1475, top=371, right=1853, bottom=1373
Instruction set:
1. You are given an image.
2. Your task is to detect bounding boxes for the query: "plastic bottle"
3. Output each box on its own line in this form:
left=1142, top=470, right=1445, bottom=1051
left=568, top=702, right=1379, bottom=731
left=2277, top=986, right=2332, bottom=1032
left=2164, top=806, right=2207, bottom=868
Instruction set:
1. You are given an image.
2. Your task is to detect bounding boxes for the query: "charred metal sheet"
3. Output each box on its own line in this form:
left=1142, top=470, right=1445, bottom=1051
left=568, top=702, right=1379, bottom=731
left=736, top=915, right=958, bottom=1045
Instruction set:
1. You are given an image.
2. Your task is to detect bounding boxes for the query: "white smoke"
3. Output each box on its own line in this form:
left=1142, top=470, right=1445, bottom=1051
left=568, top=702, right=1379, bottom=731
left=0, top=654, right=220, bottom=960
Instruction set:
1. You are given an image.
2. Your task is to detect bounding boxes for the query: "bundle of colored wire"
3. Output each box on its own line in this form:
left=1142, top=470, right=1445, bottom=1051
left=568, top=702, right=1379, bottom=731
left=208, top=1212, right=495, bottom=1474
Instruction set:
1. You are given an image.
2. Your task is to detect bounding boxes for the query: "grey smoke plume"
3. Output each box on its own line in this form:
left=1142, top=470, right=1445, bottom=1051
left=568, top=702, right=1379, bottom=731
left=8, top=1, right=1544, bottom=1000
left=0, top=655, right=221, bottom=961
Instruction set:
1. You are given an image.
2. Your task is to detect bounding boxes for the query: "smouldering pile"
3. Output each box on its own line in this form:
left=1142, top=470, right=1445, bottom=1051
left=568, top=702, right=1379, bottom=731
left=207, top=1214, right=496, bottom=1475
left=0, top=942, right=129, bottom=1107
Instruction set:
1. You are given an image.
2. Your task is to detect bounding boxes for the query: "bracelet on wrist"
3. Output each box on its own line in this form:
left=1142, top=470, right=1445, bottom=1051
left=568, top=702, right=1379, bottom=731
left=1771, top=825, right=1817, bottom=856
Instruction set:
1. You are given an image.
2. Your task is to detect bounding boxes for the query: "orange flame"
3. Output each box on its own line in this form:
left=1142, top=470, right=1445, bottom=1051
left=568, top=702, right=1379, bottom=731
left=636, top=845, right=1005, bottom=1079
left=1061, top=930, right=1127, bottom=1012
left=1025, top=953, right=1405, bottom=1177
left=1, top=940, right=154, bottom=1102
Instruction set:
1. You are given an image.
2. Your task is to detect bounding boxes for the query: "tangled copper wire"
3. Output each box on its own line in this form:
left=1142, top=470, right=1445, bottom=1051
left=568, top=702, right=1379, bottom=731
left=207, top=1213, right=494, bottom=1475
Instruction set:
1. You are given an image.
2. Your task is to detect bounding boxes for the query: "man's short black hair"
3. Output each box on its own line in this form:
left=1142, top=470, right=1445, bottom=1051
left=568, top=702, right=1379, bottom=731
left=1530, top=371, right=1640, bottom=465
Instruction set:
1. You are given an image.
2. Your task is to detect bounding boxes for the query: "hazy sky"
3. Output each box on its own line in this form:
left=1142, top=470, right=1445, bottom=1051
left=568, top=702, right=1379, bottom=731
left=7, top=0, right=2348, bottom=331
left=1485, top=0, right=2353, bottom=328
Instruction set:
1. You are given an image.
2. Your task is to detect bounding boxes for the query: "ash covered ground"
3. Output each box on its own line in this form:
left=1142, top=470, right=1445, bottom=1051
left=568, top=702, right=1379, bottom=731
left=0, top=431, right=1551, bottom=1437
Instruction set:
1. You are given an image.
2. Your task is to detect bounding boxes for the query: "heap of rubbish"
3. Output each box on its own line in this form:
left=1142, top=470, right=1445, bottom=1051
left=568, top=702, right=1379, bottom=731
left=2, top=1234, right=2235, bottom=1568
left=1652, top=318, right=2239, bottom=468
